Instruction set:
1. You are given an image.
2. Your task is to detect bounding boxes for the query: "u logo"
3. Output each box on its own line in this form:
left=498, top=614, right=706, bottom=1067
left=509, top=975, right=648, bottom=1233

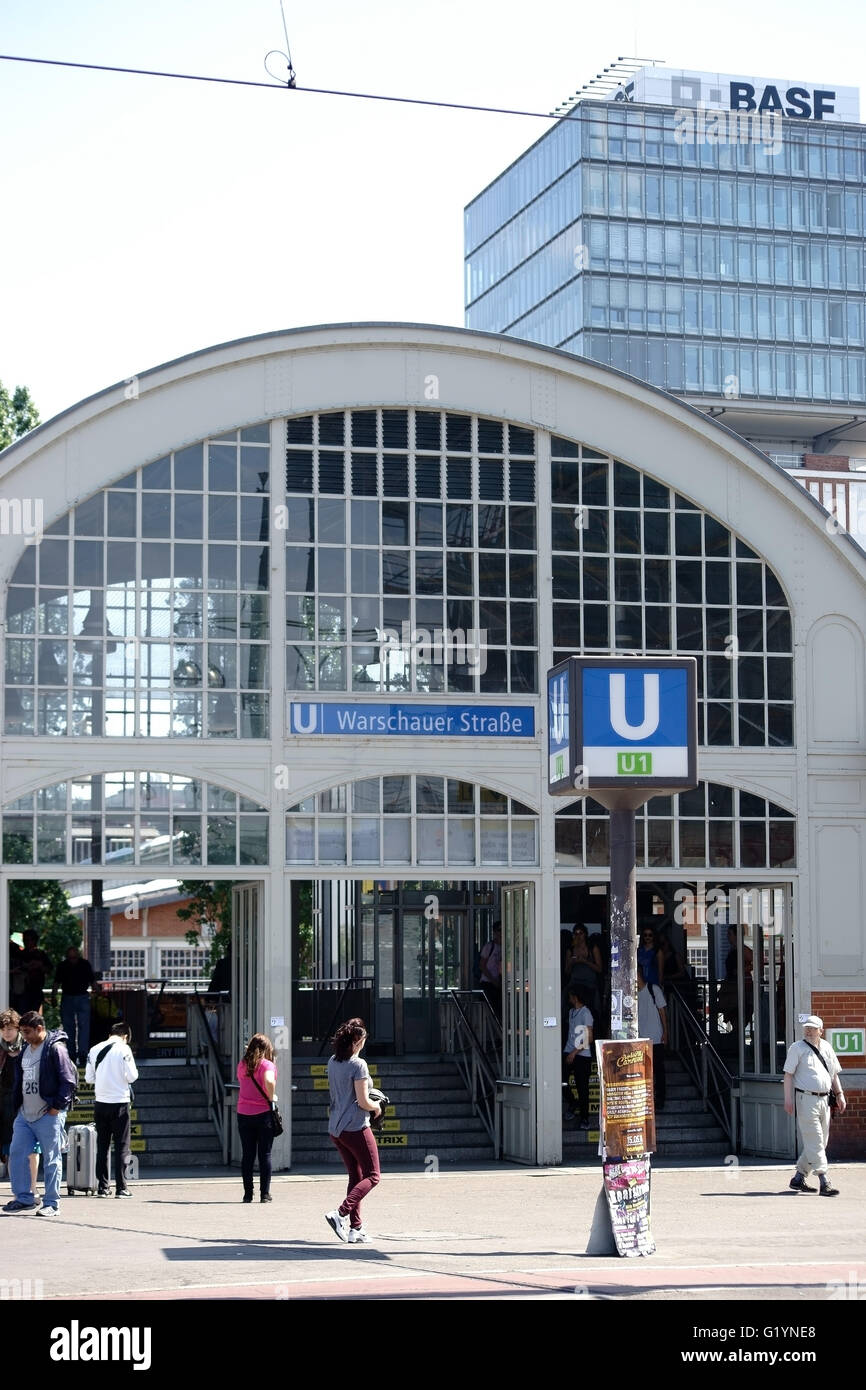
left=550, top=679, right=567, bottom=742
left=609, top=674, right=660, bottom=740
left=291, top=703, right=319, bottom=734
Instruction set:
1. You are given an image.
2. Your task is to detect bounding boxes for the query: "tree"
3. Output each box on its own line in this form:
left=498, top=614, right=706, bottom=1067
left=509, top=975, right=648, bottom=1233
left=176, top=880, right=237, bottom=969
left=0, top=381, right=40, bottom=450
left=8, top=876, right=82, bottom=965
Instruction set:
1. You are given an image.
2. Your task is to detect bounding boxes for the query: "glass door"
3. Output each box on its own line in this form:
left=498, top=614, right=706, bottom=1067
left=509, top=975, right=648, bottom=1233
left=399, top=906, right=465, bottom=1053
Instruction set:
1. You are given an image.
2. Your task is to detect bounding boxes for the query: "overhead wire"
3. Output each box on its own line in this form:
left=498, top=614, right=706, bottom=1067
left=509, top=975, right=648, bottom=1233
left=0, top=51, right=592, bottom=122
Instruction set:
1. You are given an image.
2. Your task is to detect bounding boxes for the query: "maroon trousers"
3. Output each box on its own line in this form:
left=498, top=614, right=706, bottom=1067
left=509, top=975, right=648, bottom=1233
left=330, top=1125, right=381, bottom=1229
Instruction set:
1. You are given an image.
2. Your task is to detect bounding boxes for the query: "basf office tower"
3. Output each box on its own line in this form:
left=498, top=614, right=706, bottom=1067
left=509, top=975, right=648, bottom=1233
left=1, top=323, right=865, bottom=1166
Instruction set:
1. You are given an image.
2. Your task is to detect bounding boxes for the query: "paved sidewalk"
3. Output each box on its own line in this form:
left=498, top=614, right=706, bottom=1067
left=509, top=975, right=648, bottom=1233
left=3, top=1160, right=864, bottom=1303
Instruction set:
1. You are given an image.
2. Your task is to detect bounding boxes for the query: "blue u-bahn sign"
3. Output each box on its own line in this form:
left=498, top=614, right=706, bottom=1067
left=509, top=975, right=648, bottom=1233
left=548, top=656, right=698, bottom=794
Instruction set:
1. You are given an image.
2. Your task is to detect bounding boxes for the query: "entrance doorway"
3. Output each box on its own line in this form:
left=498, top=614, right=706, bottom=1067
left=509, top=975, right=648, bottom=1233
left=294, top=880, right=498, bottom=1055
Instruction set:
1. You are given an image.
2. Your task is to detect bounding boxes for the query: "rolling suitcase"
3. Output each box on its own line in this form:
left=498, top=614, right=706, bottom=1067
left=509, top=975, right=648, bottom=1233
left=66, top=1123, right=108, bottom=1196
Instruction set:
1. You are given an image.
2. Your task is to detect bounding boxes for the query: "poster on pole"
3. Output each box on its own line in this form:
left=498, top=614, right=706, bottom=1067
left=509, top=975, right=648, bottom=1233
left=602, top=1157, right=656, bottom=1257
left=597, top=1039, right=655, bottom=1159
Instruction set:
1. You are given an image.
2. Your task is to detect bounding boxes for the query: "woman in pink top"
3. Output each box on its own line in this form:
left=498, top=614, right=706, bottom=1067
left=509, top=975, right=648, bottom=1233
left=236, top=1033, right=277, bottom=1203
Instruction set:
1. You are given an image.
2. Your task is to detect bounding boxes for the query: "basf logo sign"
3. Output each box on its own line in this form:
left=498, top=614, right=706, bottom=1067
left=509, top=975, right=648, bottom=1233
left=613, top=67, right=859, bottom=123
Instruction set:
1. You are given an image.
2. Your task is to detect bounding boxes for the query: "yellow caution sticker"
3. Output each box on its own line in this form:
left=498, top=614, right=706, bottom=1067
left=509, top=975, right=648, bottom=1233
left=310, top=1065, right=327, bottom=1076
left=382, top=1119, right=401, bottom=1131
left=70, top=1111, right=138, bottom=1123
left=313, top=1078, right=330, bottom=1090
left=376, top=1133, right=408, bottom=1146
left=130, top=1139, right=147, bottom=1152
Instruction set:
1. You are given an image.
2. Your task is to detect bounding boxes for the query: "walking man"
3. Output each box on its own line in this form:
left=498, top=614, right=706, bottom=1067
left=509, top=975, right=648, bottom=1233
left=2, top=1011, right=77, bottom=1217
left=52, top=945, right=96, bottom=1067
left=783, top=1014, right=846, bottom=1196
left=85, top=1023, right=138, bottom=1198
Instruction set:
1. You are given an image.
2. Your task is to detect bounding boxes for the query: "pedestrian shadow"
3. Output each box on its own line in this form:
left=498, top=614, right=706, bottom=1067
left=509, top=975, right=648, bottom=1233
left=698, top=1189, right=816, bottom=1198
left=161, top=1241, right=390, bottom=1263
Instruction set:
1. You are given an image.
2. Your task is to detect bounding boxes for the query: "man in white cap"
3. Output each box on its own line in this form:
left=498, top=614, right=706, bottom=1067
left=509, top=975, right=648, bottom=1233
left=782, top=1015, right=846, bottom=1195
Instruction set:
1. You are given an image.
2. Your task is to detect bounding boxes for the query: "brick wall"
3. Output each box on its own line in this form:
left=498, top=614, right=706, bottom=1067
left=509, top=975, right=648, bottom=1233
left=801, top=454, right=850, bottom=471
left=812, top=992, right=866, bottom=1161
left=111, top=898, right=194, bottom=940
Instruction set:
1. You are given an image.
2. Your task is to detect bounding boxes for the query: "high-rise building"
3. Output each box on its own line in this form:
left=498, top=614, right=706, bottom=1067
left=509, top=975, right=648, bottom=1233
left=465, top=66, right=866, bottom=534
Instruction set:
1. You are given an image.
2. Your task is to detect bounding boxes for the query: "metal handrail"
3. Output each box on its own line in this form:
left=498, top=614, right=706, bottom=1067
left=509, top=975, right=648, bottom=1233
left=310, top=976, right=375, bottom=1056
left=439, top=989, right=501, bottom=1152
left=667, top=985, right=738, bottom=1150
left=187, top=994, right=231, bottom=1162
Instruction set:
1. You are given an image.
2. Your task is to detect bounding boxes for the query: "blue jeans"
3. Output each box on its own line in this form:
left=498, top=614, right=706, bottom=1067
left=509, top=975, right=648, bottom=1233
left=61, top=995, right=90, bottom=1066
left=10, top=1111, right=66, bottom=1209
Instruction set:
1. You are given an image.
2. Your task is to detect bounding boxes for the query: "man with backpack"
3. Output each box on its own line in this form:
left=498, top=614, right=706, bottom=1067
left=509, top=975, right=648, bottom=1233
left=2, top=1011, right=77, bottom=1218
left=85, top=1023, right=138, bottom=1198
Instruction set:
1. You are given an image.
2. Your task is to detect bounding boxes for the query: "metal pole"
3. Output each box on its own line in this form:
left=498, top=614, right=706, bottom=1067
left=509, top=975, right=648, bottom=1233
left=609, top=806, right=638, bottom=1041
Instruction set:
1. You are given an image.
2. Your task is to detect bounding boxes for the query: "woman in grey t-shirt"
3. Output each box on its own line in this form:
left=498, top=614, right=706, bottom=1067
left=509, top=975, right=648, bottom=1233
left=324, top=1018, right=382, bottom=1245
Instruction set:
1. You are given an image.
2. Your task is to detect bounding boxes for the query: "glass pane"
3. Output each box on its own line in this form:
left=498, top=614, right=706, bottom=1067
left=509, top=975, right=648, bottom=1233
left=447, top=818, right=475, bottom=864
left=417, top=819, right=445, bottom=864
left=318, top=820, right=347, bottom=864
left=511, top=819, right=537, bottom=864
left=480, top=818, right=509, bottom=864
left=382, top=817, right=411, bottom=862
left=286, top=817, right=315, bottom=862
left=352, top=818, right=381, bottom=863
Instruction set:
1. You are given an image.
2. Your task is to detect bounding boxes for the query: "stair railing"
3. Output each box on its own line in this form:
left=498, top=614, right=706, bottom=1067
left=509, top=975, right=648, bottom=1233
left=311, top=976, right=374, bottom=1056
left=439, top=990, right=501, bottom=1152
left=187, top=994, right=231, bottom=1162
left=667, top=985, right=739, bottom=1151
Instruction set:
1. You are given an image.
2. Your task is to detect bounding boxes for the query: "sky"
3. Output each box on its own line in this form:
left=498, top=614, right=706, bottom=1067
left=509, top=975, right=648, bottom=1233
left=2, top=0, right=866, bottom=423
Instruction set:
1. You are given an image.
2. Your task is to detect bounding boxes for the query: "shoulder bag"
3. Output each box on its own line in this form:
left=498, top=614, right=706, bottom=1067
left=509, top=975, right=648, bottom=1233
left=803, top=1040, right=838, bottom=1109
left=250, top=1070, right=284, bottom=1135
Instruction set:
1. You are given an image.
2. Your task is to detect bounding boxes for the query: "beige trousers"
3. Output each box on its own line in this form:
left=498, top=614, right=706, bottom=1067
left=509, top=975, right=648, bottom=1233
left=795, top=1091, right=830, bottom=1176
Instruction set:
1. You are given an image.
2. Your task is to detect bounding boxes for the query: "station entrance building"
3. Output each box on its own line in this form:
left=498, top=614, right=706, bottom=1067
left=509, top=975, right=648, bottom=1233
left=2, top=325, right=864, bottom=1164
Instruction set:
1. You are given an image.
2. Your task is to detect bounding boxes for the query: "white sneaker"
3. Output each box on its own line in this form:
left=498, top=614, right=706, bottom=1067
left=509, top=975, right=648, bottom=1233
left=348, top=1227, right=370, bottom=1244
left=325, top=1209, right=350, bottom=1243
left=36, top=1206, right=57, bottom=1218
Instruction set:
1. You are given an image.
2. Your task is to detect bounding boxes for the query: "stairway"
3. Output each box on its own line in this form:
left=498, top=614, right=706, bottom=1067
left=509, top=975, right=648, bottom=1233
left=70, top=1063, right=225, bottom=1169
left=561, top=1054, right=731, bottom=1161
left=291, top=1057, right=496, bottom=1166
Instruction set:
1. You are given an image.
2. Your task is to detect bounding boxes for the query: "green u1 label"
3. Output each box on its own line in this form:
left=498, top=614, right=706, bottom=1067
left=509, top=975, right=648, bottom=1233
left=617, top=751, right=653, bottom=775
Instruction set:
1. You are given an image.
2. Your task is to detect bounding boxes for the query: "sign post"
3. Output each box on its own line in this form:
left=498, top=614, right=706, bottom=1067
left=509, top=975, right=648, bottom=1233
left=548, top=656, right=698, bottom=1255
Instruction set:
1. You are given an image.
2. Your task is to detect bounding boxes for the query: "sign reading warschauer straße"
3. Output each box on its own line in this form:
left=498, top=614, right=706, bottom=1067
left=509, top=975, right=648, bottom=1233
left=288, top=701, right=535, bottom=737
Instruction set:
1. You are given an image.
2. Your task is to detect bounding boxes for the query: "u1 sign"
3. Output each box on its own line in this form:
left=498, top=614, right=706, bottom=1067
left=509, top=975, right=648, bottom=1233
left=547, top=656, right=698, bottom=795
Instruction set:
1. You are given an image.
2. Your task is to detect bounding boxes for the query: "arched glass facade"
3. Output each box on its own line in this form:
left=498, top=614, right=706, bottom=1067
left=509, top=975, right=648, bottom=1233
left=554, top=780, right=795, bottom=870
left=285, top=408, right=538, bottom=695
left=3, top=426, right=271, bottom=738
left=1, top=772, right=269, bottom=867
left=286, top=775, right=538, bottom=868
left=550, top=439, right=794, bottom=746
left=3, top=407, right=793, bottom=750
